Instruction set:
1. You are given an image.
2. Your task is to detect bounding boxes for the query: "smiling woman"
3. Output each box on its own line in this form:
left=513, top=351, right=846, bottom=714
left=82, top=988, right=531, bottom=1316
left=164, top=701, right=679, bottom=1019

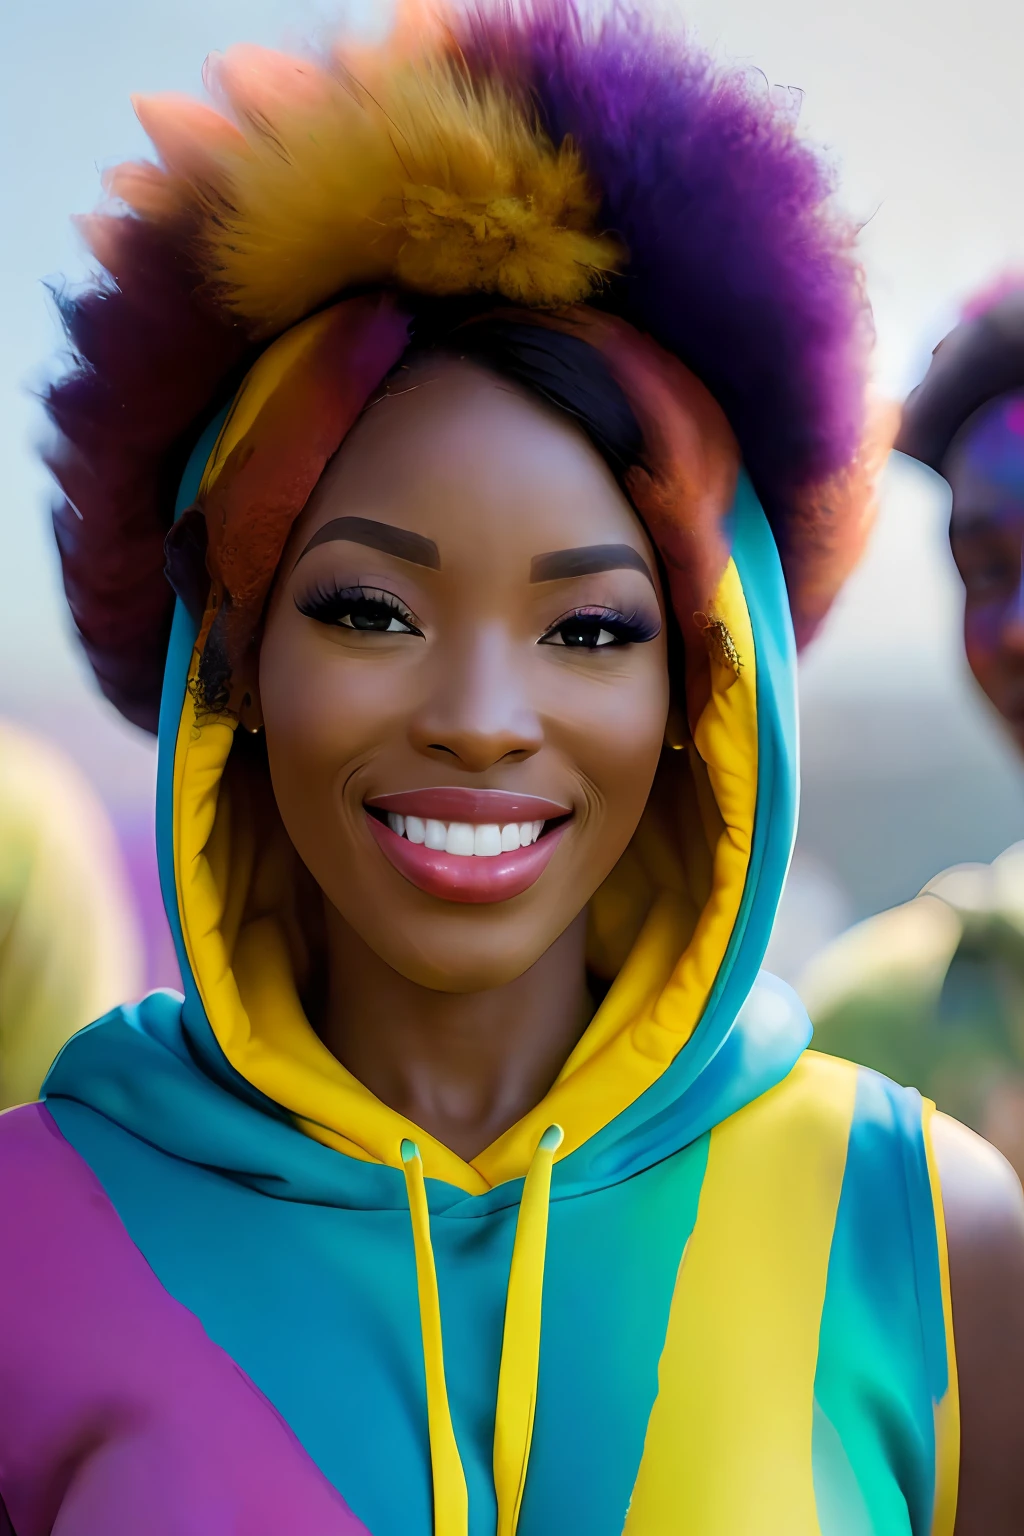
left=250, top=348, right=671, bottom=1151
left=3, top=2, right=1023, bottom=1534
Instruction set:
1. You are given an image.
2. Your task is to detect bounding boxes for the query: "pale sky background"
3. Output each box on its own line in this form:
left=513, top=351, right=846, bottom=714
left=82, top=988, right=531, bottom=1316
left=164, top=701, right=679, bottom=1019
left=1, top=0, right=1022, bottom=983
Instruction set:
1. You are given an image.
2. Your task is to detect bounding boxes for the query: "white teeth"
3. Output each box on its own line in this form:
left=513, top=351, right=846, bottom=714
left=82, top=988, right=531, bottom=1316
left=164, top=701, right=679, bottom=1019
left=424, top=819, right=447, bottom=850
left=474, top=823, right=502, bottom=857
left=445, top=821, right=476, bottom=856
left=381, top=812, right=549, bottom=856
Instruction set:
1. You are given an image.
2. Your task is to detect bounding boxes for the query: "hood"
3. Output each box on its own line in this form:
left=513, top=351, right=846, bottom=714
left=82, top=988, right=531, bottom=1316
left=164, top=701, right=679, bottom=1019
left=46, top=411, right=808, bottom=1202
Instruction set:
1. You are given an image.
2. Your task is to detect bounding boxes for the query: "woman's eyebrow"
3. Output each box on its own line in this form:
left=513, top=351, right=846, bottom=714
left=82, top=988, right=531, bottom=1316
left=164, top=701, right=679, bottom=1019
left=295, top=516, right=441, bottom=569
left=530, top=544, right=655, bottom=587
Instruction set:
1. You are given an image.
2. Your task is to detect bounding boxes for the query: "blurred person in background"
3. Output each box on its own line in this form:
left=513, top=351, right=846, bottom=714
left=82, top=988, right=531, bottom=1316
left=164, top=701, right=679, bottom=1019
left=804, top=280, right=1024, bottom=1175
left=0, top=718, right=143, bottom=1108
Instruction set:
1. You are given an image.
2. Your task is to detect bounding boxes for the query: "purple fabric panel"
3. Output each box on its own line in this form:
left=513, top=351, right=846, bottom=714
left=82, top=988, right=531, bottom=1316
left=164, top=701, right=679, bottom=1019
left=0, top=1104, right=371, bottom=1536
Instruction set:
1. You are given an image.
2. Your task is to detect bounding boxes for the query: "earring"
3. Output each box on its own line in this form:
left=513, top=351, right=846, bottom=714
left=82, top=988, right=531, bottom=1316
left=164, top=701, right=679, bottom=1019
left=664, top=703, right=689, bottom=752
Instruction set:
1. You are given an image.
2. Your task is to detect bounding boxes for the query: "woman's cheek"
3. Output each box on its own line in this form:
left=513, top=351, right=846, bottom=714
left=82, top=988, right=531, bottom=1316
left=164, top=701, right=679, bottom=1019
left=964, top=603, right=1004, bottom=695
left=263, top=626, right=412, bottom=766
left=547, top=660, right=668, bottom=802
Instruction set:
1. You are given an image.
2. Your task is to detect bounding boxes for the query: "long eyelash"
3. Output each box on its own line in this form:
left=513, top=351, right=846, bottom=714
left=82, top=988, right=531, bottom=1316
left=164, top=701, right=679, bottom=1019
left=295, top=583, right=417, bottom=627
left=545, top=605, right=661, bottom=644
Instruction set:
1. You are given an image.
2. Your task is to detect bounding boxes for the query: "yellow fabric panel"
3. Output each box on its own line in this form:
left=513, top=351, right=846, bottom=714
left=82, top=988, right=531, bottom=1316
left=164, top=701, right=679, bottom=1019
left=624, top=1051, right=857, bottom=1535
left=922, top=1101, right=960, bottom=1536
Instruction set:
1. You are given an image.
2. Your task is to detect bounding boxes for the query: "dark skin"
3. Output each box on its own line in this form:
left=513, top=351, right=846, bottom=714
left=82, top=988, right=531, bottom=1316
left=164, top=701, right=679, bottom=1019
left=937, top=389, right=1024, bottom=1532
left=947, top=391, right=1024, bottom=749
left=945, top=395, right=1024, bottom=1170
left=249, top=358, right=1024, bottom=1526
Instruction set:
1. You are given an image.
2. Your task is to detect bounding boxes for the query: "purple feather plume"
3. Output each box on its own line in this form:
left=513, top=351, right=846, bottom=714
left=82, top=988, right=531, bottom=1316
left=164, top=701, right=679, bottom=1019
left=461, top=0, right=872, bottom=539
left=44, top=218, right=248, bottom=731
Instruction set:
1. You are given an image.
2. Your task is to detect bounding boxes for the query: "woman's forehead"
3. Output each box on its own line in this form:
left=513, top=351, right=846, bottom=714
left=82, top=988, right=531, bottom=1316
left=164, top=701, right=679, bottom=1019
left=948, top=392, right=1024, bottom=517
left=291, top=356, right=656, bottom=565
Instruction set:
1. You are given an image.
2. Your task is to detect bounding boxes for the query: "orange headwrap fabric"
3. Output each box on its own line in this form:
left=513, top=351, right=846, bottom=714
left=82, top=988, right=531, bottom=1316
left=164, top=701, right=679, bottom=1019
left=190, top=294, right=412, bottom=708
left=512, top=308, right=740, bottom=719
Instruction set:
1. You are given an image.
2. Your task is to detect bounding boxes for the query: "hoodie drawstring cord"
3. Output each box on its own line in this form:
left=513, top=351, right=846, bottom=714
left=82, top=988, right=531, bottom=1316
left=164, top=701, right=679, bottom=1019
left=401, top=1137, right=469, bottom=1535
left=401, top=1125, right=564, bottom=1536
left=492, top=1122, right=564, bottom=1536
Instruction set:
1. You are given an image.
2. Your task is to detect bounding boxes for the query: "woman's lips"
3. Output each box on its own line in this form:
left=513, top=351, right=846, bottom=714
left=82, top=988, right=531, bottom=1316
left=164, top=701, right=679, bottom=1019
left=364, top=803, right=570, bottom=904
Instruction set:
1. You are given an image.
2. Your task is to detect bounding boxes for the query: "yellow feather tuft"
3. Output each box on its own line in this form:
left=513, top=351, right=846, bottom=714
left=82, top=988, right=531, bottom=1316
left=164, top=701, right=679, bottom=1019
left=128, top=34, right=623, bottom=337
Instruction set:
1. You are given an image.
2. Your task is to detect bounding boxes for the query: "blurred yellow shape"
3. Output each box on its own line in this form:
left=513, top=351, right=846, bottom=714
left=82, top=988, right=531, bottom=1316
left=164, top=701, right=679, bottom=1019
left=0, top=720, right=143, bottom=1109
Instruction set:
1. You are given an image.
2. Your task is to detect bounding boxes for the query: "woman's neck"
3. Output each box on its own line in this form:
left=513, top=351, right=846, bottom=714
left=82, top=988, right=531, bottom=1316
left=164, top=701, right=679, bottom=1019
left=318, top=905, right=591, bottom=1161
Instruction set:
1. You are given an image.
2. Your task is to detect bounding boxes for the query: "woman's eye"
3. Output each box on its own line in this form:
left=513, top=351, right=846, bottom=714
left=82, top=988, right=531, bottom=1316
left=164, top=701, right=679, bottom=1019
left=540, top=608, right=660, bottom=649
left=338, top=600, right=416, bottom=633
left=295, top=586, right=423, bottom=636
left=546, top=617, right=620, bottom=648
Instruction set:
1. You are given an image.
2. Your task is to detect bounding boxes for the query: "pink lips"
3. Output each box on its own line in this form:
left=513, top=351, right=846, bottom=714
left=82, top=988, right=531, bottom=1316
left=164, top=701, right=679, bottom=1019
left=364, top=787, right=571, bottom=904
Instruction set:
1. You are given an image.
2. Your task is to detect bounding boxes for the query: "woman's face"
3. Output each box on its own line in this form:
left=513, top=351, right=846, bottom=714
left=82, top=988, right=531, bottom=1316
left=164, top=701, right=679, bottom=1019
left=257, top=358, right=670, bottom=992
left=946, top=392, right=1024, bottom=750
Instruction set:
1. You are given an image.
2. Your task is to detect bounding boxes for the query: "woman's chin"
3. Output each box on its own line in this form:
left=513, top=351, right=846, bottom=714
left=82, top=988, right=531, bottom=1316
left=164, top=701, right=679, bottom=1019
left=327, top=871, right=585, bottom=994
left=362, top=928, right=567, bottom=994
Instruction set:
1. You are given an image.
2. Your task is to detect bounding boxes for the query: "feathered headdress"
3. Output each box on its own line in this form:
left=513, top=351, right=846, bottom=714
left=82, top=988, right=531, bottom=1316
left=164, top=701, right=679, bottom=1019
left=46, top=0, right=878, bottom=731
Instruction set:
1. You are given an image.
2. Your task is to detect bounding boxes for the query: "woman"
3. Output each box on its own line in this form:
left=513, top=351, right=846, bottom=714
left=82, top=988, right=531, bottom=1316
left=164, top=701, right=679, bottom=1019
left=806, top=282, right=1024, bottom=1175
left=3, top=4, right=1023, bottom=1532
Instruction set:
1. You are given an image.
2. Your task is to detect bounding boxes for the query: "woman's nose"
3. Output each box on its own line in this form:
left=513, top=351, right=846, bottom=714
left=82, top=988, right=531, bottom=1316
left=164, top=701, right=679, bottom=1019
left=408, top=627, right=543, bottom=772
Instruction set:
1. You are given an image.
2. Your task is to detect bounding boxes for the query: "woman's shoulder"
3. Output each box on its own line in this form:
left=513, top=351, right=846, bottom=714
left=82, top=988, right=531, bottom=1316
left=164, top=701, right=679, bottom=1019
left=0, top=1106, right=368, bottom=1532
left=0, top=1098, right=114, bottom=1286
left=0, top=1098, right=83, bottom=1205
left=930, top=1112, right=1024, bottom=1532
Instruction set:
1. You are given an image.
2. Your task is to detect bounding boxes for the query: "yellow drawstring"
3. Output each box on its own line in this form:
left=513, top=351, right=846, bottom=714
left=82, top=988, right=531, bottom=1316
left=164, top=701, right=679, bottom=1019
left=493, top=1123, right=564, bottom=1536
left=402, top=1138, right=470, bottom=1536
left=401, top=1126, right=563, bottom=1536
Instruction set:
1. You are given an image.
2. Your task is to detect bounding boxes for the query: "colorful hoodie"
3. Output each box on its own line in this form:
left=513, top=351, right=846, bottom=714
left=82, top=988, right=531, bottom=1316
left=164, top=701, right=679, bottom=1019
left=0, top=418, right=956, bottom=1536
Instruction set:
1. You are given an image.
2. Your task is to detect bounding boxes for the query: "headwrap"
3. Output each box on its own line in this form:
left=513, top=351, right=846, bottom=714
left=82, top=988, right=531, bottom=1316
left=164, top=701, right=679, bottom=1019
left=45, top=0, right=880, bottom=731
